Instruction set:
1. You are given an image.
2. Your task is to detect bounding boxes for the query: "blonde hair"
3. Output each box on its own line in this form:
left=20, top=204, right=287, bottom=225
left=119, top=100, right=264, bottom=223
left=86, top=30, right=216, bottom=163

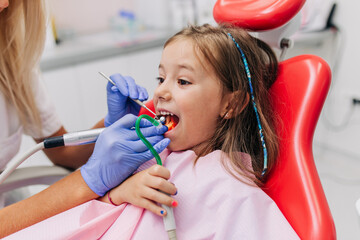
left=165, top=24, right=279, bottom=185
left=0, top=0, right=47, bottom=133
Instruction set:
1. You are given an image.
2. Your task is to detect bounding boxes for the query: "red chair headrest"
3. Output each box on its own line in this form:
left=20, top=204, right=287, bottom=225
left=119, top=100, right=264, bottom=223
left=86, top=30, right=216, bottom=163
left=213, top=0, right=306, bottom=31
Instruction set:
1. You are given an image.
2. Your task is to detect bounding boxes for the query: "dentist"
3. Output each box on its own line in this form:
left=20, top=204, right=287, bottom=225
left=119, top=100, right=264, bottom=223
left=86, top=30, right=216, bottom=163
left=0, top=0, right=169, bottom=237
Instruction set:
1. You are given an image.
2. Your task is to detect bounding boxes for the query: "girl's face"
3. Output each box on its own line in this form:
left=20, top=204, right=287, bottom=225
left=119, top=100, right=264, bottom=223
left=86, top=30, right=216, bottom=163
left=0, top=0, right=9, bottom=12
left=154, top=39, right=232, bottom=154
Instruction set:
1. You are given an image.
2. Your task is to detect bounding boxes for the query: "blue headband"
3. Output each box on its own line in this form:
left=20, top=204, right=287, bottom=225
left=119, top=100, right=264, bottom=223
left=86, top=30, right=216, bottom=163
left=227, top=33, right=268, bottom=176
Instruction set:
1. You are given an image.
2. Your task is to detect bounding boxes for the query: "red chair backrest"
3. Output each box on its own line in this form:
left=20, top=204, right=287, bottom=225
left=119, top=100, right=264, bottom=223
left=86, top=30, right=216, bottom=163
left=264, top=55, right=335, bottom=239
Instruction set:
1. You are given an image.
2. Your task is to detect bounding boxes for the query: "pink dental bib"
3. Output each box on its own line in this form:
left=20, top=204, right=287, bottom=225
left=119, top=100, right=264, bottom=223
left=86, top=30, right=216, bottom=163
left=6, top=150, right=299, bottom=240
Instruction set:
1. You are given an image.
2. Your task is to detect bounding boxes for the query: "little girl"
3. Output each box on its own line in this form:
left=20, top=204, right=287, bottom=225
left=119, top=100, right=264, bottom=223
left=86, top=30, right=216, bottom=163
left=6, top=24, right=299, bottom=239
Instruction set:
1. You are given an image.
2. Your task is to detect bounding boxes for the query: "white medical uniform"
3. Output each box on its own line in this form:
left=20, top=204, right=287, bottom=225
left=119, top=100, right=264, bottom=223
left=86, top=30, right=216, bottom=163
left=0, top=73, right=62, bottom=206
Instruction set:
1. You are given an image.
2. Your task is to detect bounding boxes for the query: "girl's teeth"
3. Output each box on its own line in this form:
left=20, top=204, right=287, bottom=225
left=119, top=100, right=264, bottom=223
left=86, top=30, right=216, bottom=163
left=159, top=111, right=174, bottom=116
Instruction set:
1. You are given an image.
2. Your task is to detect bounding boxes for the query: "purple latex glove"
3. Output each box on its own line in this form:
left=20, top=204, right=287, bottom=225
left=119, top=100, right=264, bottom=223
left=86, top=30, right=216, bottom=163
left=81, top=114, right=169, bottom=196
left=105, top=74, right=149, bottom=127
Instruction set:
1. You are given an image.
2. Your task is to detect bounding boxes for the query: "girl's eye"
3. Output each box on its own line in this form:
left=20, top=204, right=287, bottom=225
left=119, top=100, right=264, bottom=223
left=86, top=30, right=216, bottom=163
left=178, top=79, right=191, bottom=85
left=156, top=77, right=165, bottom=84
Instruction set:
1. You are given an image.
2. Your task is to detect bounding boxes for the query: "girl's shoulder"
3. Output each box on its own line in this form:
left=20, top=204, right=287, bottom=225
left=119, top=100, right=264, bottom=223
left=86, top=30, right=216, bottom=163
left=198, top=150, right=255, bottom=186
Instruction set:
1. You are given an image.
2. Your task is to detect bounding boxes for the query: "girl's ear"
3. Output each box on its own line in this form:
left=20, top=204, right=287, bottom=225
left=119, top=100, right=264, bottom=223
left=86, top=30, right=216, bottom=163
left=221, top=91, right=250, bottom=119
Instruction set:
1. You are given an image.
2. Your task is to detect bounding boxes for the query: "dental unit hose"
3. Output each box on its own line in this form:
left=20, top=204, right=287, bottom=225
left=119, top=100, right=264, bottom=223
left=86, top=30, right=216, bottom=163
left=136, top=114, right=177, bottom=240
left=0, top=128, right=104, bottom=184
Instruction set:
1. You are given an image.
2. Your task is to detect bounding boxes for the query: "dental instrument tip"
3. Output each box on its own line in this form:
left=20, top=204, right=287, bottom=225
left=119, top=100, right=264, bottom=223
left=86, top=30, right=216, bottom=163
left=98, top=71, right=115, bottom=85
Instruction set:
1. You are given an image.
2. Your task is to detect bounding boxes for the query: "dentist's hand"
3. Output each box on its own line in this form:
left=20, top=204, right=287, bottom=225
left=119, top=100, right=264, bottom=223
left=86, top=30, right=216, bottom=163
left=81, top=114, right=169, bottom=196
left=105, top=74, right=149, bottom=127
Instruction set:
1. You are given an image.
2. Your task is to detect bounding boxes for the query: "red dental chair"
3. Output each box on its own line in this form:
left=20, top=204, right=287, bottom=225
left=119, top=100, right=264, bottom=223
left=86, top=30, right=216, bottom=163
left=214, top=1, right=336, bottom=239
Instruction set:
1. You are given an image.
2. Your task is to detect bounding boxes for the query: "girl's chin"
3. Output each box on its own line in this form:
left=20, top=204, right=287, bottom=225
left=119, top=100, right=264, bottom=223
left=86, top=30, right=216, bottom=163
left=165, top=143, right=177, bottom=152
left=165, top=141, right=194, bottom=153
left=165, top=140, right=183, bottom=152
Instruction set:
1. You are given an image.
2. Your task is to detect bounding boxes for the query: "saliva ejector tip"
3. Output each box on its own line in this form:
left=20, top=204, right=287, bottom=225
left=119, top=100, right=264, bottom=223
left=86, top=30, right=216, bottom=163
left=159, top=116, right=166, bottom=124
left=153, top=116, right=165, bottom=129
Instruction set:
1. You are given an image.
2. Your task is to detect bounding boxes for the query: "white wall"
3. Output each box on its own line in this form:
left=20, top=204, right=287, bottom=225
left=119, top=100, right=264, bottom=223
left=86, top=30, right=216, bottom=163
left=49, top=0, right=134, bottom=34
left=314, top=0, right=360, bottom=157
left=316, top=1, right=360, bottom=238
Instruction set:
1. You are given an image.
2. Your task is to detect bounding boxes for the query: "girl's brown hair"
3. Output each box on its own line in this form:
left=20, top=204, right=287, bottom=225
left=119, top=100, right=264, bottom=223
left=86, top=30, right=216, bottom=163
left=164, top=24, right=279, bottom=185
left=0, top=0, right=47, bottom=134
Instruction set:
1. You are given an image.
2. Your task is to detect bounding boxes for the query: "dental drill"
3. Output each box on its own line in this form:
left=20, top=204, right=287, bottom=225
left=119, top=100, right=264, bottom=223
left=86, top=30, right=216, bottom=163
left=0, top=128, right=105, bottom=184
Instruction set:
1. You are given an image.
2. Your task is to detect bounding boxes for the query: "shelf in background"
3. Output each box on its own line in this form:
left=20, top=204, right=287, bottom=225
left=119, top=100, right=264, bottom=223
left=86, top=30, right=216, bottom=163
left=40, top=30, right=172, bottom=72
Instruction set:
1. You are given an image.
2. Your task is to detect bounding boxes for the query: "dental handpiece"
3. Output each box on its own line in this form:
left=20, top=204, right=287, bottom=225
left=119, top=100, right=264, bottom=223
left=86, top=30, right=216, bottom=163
left=0, top=128, right=104, bottom=184
left=98, top=72, right=159, bottom=119
left=43, top=128, right=105, bottom=148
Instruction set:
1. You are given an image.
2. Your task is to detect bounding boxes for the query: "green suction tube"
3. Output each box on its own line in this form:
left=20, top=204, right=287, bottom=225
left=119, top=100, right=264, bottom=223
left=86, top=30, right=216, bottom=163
left=135, top=114, right=163, bottom=166
left=137, top=115, right=177, bottom=239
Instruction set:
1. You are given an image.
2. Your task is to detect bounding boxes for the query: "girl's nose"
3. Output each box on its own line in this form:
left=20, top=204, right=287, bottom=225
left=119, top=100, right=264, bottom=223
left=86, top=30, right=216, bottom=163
left=154, top=80, right=172, bottom=101
left=0, top=0, right=9, bottom=9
